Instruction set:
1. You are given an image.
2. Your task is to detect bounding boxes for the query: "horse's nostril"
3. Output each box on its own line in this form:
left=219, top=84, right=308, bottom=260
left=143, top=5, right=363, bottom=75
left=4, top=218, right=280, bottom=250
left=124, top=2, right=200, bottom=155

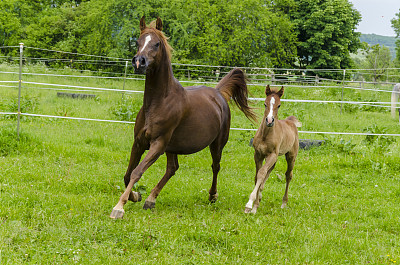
left=141, top=57, right=146, bottom=65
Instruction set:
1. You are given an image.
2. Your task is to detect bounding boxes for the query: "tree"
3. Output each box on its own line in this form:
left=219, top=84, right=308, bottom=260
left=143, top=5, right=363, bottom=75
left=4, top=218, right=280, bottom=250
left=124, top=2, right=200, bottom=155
left=277, top=0, right=362, bottom=75
left=0, top=0, right=298, bottom=68
left=391, top=10, right=400, bottom=66
left=365, top=44, right=392, bottom=82
left=159, top=0, right=298, bottom=67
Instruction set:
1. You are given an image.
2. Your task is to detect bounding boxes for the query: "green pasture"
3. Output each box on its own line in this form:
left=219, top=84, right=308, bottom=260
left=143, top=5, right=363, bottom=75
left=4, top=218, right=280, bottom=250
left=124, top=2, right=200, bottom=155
left=0, top=63, right=399, bottom=264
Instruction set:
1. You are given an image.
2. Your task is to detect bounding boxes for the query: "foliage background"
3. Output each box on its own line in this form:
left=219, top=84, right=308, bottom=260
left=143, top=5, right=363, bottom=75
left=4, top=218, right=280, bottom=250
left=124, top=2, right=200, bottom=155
left=0, top=0, right=366, bottom=71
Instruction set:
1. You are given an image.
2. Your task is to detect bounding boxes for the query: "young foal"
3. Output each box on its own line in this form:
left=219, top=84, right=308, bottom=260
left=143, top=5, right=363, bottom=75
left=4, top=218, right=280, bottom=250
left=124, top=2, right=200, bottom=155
left=245, top=85, right=301, bottom=214
left=110, top=17, right=256, bottom=219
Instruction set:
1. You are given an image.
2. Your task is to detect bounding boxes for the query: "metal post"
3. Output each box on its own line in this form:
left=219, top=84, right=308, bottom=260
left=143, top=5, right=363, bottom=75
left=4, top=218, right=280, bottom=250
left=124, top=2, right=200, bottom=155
left=122, top=60, right=128, bottom=99
left=17, top=43, right=24, bottom=139
left=340, top=69, right=346, bottom=114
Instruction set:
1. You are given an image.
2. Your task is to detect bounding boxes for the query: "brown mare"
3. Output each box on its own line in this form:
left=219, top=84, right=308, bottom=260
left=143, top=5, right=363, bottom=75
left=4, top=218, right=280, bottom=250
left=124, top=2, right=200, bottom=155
left=110, top=17, right=256, bottom=219
left=245, top=85, right=301, bottom=214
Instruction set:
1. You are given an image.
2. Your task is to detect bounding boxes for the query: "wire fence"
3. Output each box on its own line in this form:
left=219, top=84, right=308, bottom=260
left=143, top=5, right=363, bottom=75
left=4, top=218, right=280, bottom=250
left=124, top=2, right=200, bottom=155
left=1, top=44, right=400, bottom=138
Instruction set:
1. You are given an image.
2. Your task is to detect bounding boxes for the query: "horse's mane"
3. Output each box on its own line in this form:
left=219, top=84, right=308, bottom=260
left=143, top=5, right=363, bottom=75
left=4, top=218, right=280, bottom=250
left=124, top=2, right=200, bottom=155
left=141, top=21, right=173, bottom=60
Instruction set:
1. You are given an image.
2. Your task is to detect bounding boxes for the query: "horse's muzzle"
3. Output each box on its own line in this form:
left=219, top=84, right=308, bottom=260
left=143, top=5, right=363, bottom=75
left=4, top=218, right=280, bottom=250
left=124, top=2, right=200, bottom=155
left=132, top=55, right=148, bottom=74
left=266, top=117, right=274, bottom=127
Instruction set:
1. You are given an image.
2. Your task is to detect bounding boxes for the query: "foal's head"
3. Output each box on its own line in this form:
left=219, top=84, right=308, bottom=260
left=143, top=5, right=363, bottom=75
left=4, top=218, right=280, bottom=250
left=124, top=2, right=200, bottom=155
left=132, top=16, right=172, bottom=74
left=264, top=85, right=284, bottom=127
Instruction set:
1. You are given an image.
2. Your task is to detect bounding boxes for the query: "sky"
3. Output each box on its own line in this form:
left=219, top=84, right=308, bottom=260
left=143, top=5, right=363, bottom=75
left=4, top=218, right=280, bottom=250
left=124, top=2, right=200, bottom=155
left=350, top=0, right=400, bottom=36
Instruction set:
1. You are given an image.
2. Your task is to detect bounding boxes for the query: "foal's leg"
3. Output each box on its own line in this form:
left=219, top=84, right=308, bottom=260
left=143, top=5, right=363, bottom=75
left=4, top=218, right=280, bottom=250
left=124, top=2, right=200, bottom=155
left=250, top=151, right=264, bottom=212
left=110, top=140, right=166, bottom=219
left=281, top=152, right=297, bottom=208
left=252, top=162, right=276, bottom=214
left=245, top=154, right=277, bottom=213
left=124, top=141, right=146, bottom=203
left=143, top=153, right=179, bottom=209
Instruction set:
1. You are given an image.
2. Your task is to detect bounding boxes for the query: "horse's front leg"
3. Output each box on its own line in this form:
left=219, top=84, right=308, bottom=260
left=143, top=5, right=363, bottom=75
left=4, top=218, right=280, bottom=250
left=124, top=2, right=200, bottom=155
left=124, top=141, right=146, bottom=203
left=245, top=153, right=277, bottom=214
left=110, top=139, right=166, bottom=219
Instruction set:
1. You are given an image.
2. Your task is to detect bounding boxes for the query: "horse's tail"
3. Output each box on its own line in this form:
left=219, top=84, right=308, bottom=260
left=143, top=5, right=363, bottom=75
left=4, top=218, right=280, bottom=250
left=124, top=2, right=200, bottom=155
left=391, top=84, right=400, bottom=118
left=287, top=116, right=302, bottom=128
left=216, top=68, right=257, bottom=122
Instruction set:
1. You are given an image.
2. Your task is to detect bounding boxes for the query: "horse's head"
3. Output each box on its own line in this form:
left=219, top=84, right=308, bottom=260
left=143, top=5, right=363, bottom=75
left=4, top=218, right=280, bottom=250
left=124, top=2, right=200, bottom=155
left=264, top=85, right=284, bottom=127
left=133, top=16, right=172, bottom=74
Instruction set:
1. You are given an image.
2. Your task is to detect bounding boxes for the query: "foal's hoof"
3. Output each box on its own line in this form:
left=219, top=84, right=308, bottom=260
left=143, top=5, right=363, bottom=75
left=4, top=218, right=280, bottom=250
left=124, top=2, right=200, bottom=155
left=208, top=193, right=218, bottom=203
left=110, top=208, right=125, bottom=219
left=143, top=201, right=155, bottom=210
left=244, top=207, right=252, bottom=214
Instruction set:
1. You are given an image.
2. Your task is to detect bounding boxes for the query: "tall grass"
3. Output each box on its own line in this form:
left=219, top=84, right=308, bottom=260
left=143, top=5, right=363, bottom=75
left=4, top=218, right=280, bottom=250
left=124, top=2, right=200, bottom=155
left=0, top=63, right=399, bottom=264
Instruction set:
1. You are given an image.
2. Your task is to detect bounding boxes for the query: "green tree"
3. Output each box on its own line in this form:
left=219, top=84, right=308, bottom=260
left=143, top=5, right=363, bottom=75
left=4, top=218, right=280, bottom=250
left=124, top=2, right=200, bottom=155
left=391, top=10, right=400, bottom=66
left=365, top=44, right=392, bottom=82
left=278, top=0, right=361, bottom=75
left=163, top=0, right=297, bottom=67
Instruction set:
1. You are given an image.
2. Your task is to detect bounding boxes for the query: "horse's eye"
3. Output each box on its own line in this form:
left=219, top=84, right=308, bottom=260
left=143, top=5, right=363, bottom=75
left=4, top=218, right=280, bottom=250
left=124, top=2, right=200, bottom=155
left=155, top=42, right=160, bottom=48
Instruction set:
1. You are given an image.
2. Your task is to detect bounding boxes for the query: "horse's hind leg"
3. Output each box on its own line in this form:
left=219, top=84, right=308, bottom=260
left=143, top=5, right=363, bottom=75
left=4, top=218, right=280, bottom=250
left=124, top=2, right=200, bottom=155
left=143, top=153, right=179, bottom=209
left=208, top=135, right=227, bottom=203
left=281, top=152, right=297, bottom=208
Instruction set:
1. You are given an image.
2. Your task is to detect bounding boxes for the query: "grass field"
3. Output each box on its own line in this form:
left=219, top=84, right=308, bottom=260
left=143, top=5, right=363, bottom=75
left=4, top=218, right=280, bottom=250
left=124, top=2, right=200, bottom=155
left=1, top=63, right=399, bottom=264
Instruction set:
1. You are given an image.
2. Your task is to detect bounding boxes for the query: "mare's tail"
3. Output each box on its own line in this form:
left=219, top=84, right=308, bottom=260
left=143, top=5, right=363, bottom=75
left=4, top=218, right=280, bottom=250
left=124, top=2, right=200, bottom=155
left=216, top=68, right=257, bottom=122
left=287, top=116, right=302, bottom=128
left=391, top=84, right=400, bottom=118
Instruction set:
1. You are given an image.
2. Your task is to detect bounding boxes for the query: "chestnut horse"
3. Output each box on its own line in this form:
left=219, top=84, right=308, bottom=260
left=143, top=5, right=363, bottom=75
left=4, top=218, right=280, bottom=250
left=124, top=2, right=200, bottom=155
left=245, top=85, right=301, bottom=214
left=110, top=17, right=256, bottom=219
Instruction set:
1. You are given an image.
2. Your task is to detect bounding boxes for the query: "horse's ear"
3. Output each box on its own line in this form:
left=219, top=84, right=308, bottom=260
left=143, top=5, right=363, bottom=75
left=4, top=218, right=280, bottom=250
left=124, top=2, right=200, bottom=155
left=140, top=16, right=146, bottom=32
left=156, top=17, right=163, bottom=31
left=277, top=86, right=284, bottom=98
left=265, top=85, right=271, bottom=96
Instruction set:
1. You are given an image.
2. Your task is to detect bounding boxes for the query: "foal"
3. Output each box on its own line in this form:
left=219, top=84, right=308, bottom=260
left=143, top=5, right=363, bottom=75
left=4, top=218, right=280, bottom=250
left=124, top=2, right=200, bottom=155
left=245, top=85, right=301, bottom=214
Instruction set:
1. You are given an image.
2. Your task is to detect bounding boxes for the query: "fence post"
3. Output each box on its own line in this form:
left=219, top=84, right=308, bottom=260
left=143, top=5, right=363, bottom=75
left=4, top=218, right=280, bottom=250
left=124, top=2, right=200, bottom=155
left=122, top=60, right=128, bottom=99
left=340, top=69, right=346, bottom=114
left=17, top=43, right=24, bottom=139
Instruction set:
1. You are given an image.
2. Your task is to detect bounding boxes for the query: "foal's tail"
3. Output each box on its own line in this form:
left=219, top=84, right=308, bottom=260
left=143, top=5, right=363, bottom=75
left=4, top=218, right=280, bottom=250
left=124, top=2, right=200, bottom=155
left=287, top=116, right=302, bottom=128
left=216, top=68, right=257, bottom=122
left=391, top=84, right=400, bottom=118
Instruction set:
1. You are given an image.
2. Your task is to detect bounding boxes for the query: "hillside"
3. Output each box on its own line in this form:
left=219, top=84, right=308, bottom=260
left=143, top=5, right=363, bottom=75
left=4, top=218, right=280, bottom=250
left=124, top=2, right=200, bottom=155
left=360, top=33, right=397, bottom=59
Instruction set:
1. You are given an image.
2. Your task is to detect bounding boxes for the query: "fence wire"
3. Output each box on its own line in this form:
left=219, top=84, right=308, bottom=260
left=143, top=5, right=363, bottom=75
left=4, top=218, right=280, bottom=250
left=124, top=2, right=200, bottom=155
left=1, top=45, right=400, bottom=137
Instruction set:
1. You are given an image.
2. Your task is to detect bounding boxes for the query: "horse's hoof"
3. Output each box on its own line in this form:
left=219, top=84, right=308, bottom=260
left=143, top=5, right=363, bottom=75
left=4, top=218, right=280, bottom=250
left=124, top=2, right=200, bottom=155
left=129, top=192, right=142, bottom=202
left=208, top=193, right=218, bottom=203
left=143, top=201, right=155, bottom=210
left=110, top=208, right=125, bottom=219
left=281, top=203, right=287, bottom=209
left=244, top=207, right=252, bottom=213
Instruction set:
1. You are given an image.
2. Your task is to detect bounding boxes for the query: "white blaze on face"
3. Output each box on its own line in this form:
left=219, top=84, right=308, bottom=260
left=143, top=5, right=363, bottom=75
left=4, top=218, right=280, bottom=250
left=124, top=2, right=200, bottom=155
left=140, top=35, right=152, bottom=53
left=266, top=97, right=275, bottom=124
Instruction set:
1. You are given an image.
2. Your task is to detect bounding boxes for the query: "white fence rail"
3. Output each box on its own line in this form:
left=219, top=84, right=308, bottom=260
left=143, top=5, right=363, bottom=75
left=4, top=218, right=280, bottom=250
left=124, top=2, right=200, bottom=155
left=1, top=45, right=399, bottom=138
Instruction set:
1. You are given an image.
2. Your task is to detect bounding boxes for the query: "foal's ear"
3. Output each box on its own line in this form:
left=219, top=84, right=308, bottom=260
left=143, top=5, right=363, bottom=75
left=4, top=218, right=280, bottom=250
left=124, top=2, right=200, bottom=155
left=140, top=16, right=146, bottom=32
left=277, top=86, right=284, bottom=98
left=156, top=17, right=163, bottom=31
left=265, top=85, right=272, bottom=96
